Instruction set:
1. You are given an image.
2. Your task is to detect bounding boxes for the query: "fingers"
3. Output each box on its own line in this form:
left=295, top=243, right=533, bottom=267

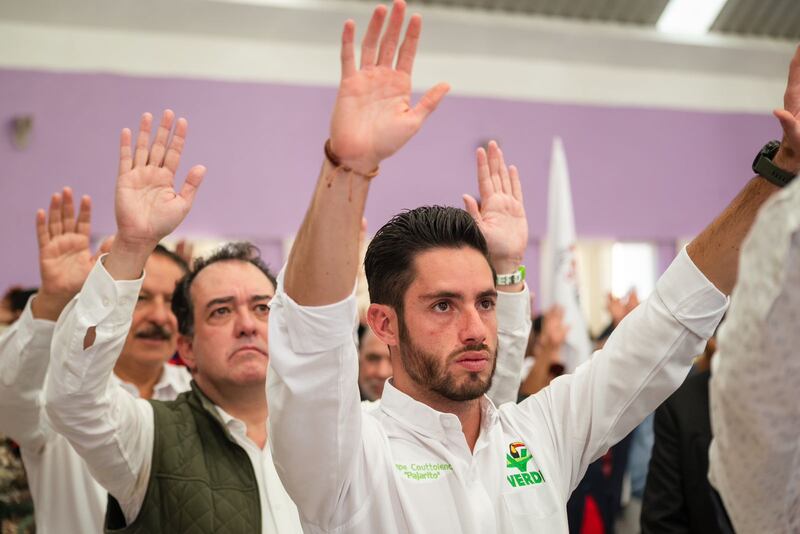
left=377, top=0, right=406, bottom=67
left=462, top=194, right=482, bottom=222
left=163, top=117, right=188, bottom=175
left=487, top=141, right=502, bottom=192
left=35, top=209, right=49, bottom=249
left=341, top=20, right=357, bottom=78
left=360, top=4, right=388, bottom=69
left=475, top=147, right=493, bottom=202
left=147, top=110, right=175, bottom=168
left=412, top=82, right=450, bottom=122
left=509, top=165, right=523, bottom=201
left=178, top=165, right=207, bottom=207
left=396, top=13, right=420, bottom=74
left=119, top=128, right=133, bottom=176
left=48, top=192, right=63, bottom=239
left=61, top=187, right=76, bottom=233
left=76, top=195, right=92, bottom=237
left=497, top=146, right=512, bottom=194
left=133, top=113, right=153, bottom=168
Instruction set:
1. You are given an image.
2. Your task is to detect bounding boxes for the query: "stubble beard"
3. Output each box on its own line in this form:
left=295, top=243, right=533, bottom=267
left=398, top=317, right=496, bottom=402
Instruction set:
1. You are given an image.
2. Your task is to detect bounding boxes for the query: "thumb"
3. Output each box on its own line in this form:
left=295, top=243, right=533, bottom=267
left=178, top=165, right=206, bottom=208
left=413, top=82, right=450, bottom=122
left=462, top=194, right=482, bottom=222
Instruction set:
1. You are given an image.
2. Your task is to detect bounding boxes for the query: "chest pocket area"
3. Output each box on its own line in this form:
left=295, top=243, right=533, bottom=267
left=501, top=487, right=562, bottom=532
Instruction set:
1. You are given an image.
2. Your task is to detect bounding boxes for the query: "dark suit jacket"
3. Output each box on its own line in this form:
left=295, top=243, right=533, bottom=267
left=641, top=370, right=724, bottom=534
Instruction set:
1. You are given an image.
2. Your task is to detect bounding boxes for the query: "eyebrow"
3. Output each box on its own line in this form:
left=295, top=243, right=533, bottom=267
left=419, top=289, right=498, bottom=301
left=204, top=294, right=273, bottom=310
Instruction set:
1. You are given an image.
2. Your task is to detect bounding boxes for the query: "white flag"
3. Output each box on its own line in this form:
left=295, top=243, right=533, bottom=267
left=540, top=137, right=592, bottom=372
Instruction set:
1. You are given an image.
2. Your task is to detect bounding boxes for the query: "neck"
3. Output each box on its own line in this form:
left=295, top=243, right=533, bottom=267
left=114, top=357, right=165, bottom=399
left=392, top=375, right=483, bottom=451
left=196, top=377, right=269, bottom=448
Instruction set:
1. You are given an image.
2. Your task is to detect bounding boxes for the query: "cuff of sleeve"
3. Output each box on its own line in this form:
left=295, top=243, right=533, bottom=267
left=656, top=246, right=729, bottom=339
left=497, top=283, right=532, bottom=334
left=19, top=295, right=56, bottom=350
left=76, top=255, right=144, bottom=327
left=273, top=267, right=358, bottom=354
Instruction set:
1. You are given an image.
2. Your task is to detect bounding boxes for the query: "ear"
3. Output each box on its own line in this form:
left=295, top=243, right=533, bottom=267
left=176, top=334, right=197, bottom=372
left=366, top=303, right=400, bottom=347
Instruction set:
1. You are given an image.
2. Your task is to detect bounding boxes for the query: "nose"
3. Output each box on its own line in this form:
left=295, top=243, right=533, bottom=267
left=459, top=305, right=488, bottom=347
left=234, top=305, right=258, bottom=338
left=148, top=295, right=171, bottom=325
left=378, top=358, right=393, bottom=379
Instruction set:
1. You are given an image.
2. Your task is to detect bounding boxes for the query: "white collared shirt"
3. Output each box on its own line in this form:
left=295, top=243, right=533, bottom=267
left=0, top=296, right=191, bottom=534
left=44, top=259, right=303, bottom=534
left=268, top=247, right=728, bottom=533
left=709, top=178, right=800, bottom=534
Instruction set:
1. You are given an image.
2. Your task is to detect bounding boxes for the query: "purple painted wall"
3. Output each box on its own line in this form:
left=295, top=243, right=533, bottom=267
left=0, top=68, right=777, bottom=296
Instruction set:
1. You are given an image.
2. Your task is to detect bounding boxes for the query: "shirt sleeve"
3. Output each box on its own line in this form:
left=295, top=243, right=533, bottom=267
left=514, top=247, right=727, bottom=498
left=708, top=179, right=800, bottom=534
left=267, top=270, right=371, bottom=531
left=486, top=285, right=531, bottom=406
left=0, top=295, right=55, bottom=452
left=44, top=257, right=155, bottom=525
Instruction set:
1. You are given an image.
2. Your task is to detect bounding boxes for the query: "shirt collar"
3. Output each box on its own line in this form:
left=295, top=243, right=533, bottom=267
left=379, top=380, right=498, bottom=441
left=114, top=363, right=191, bottom=400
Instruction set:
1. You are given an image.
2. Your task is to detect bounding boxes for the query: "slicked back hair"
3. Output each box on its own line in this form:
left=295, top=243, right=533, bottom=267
left=171, top=242, right=277, bottom=336
left=364, top=206, right=494, bottom=317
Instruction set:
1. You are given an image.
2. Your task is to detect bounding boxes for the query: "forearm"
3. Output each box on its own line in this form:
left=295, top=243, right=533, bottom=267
left=0, top=298, right=54, bottom=449
left=687, top=177, right=778, bottom=295
left=487, top=286, right=531, bottom=405
left=285, top=159, right=371, bottom=306
left=519, top=351, right=556, bottom=397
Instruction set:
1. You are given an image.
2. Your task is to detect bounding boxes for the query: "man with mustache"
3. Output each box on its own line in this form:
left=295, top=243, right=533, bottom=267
left=266, top=1, right=800, bottom=532
left=0, top=188, right=190, bottom=533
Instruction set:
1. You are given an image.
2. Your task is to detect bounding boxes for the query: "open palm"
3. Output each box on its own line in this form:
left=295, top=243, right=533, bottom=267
left=774, top=45, right=800, bottom=170
left=329, top=1, right=449, bottom=173
left=115, top=111, right=205, bottom=248
left=463, top=141, right=528, bottom=264
left=36, top=188, right=96, bottom=300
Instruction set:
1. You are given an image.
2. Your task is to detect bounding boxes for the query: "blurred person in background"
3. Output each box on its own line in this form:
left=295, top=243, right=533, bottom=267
left=0, top=186, right=190, bottom=533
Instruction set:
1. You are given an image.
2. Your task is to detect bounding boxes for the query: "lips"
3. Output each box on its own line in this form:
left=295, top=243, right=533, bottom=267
left=454, top=351, right=489, bottom=372
left=229, top=345, right=268, bottom=358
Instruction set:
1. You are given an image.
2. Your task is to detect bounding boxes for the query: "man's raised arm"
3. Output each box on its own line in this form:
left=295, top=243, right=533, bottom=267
left=463, top=141, right=532, bottom=405
left=45, top=110, right=204, bottom=523
left=269, top=0, right=447, bottom=528
left=0, top=188, right=96, bottom=452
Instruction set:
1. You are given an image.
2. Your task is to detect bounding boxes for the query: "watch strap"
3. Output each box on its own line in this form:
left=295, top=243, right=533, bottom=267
left=753, top=140, right=797, bottom=188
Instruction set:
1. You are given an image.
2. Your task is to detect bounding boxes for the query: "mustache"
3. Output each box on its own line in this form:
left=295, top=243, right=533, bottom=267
left=134, top=324, right=173, bottom=341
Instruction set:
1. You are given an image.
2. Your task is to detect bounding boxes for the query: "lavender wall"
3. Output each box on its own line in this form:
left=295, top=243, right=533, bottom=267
left=0, top=68, right=777, bottom=295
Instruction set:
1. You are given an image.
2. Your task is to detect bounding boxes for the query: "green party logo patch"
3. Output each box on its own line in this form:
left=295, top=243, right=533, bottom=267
left=505, top=441, right=545, bottom=488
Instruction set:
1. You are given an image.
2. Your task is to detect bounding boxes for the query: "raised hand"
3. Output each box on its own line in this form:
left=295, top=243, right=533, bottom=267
left=329, top=0, right=449, bottom=173
left=462, top=140, right=528, bottom=280
left=31, top=188, right=99, bottom=320
left=773, top=45, right=800, bottom=172
left=539, top=306, right=569, bottom=356
left=115, top=110, right=205, bottom=252
left=107, top=110, right=205, bottom=279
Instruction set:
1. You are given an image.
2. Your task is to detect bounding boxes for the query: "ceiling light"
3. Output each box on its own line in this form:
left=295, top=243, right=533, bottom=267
left=656, top=0, right=728, bottom=35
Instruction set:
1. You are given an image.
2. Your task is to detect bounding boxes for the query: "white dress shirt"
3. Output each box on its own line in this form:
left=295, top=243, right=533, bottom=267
left=0, top=295, right=191, bottom=534
left=44, top=259, right=303, bottom=534
left=709, top=178, right=800, bottom=534
left=268, top=247, right=728, bottom=533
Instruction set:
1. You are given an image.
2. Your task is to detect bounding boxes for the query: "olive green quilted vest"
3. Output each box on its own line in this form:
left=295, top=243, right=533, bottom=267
left=105, top=381, right=261, bottom=533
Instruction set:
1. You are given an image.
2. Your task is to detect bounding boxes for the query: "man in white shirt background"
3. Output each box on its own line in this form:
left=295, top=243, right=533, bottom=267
left=267, top=1, right=800, bottom=532
left=44, top=111, right=304, bottom=533
left=0, top=186, right=191, bottom=533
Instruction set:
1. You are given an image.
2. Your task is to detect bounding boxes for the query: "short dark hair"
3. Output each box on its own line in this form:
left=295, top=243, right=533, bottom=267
left=153, top=244, right=190, bottom=274
left=171, top=242, right=277, bottom=336
left=364, top=206, right=493, bottom=315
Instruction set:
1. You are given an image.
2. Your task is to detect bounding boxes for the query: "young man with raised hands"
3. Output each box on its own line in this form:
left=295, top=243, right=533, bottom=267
left=267, top=1, right=800, bottom=532
left=0, top=187, right=191, bottom=533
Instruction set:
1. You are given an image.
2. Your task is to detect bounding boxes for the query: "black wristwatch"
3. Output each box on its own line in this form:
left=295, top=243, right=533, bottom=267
left=752, top=140, right=797, bottom=188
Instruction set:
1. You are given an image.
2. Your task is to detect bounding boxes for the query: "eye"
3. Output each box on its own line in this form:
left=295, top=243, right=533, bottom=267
left=210, top=307, right=230, bottom=318
left=478, top=298, right=496, bottom=311
left=433, top=301, right=450, bottom=312
left=254, top=303, right=270, bottom=316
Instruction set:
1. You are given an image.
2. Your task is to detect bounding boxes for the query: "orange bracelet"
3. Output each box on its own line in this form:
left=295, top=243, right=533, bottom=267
left=324, top=139, right=380, bottom=179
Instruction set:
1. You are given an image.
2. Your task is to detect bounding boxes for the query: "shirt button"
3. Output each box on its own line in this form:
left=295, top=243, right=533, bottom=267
left=102, top=298, right=110, bottom=307
left=120, top=297, right=129, bottom=305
